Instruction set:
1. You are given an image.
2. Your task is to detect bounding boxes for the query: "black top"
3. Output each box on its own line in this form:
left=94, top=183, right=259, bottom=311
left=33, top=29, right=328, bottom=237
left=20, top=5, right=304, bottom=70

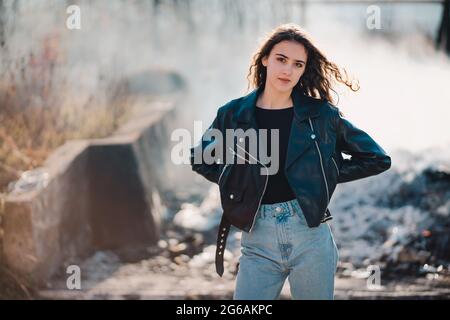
left=255, top=105, right=296, bottom=204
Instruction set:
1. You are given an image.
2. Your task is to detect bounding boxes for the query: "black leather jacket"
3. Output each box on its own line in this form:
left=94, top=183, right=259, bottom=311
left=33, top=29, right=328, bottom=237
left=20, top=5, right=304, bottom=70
left=190, top=86, right=392, bottom=276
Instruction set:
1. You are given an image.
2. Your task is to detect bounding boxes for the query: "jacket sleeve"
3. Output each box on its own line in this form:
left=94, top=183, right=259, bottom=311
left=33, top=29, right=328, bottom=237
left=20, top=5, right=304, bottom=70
left=335, top=109, right=391, bottom=183
left=190, top=108, right=223, bottom=184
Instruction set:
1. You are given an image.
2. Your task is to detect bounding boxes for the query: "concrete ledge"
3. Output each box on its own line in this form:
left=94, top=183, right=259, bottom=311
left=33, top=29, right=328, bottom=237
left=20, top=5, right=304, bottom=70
left=2, top=97, right=180, bottom=286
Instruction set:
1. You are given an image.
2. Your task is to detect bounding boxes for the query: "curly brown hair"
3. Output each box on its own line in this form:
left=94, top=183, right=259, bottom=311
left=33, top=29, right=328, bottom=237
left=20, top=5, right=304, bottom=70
left=246, top=23, right=359, bottom=105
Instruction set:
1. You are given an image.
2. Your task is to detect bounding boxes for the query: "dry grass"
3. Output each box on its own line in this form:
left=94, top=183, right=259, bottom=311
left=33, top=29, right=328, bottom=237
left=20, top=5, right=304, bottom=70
left=0, top=264, right=36, bottom=300
left=0, top=231, right=35, bottom=299
left=0, top=57, right=133, bottom=193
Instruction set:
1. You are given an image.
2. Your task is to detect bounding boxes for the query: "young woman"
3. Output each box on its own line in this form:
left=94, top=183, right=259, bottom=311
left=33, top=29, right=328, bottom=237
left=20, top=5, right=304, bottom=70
left=190, top=23, right=391, bottom=300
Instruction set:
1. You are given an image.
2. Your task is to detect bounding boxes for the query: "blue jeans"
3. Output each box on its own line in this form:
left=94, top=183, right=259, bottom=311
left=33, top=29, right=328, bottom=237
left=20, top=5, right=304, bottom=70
left=233, top=198, right=339, bottom=300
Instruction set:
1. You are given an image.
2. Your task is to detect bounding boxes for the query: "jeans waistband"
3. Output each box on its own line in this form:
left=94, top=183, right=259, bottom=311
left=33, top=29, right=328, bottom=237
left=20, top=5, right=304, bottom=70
left=259, top=198, right=300, bottom=219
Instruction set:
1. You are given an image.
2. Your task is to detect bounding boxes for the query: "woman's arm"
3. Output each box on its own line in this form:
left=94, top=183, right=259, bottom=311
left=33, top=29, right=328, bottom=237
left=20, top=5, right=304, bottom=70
left=190, top=109, right=223, bottom=184
left=335, top=110, right=392, bottom=183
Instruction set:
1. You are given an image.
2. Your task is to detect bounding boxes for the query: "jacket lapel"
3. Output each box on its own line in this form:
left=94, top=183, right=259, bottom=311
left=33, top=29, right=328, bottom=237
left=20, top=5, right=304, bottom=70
left=233, top=87, right=262, bottom=131
left=285, top=89, right=322, bottom=170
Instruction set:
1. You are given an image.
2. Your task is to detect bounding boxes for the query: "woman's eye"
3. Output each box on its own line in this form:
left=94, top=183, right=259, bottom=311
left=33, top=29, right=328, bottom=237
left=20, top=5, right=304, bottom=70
left=277, top=57, right=285, bottom=63
left=296, top=63, right=304, bottom=68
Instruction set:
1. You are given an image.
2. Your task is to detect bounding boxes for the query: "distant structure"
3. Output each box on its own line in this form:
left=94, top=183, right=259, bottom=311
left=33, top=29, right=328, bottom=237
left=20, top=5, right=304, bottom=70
left=437, top=0, right=450, bottom=55
left=293, top=0, right=450, bottom=56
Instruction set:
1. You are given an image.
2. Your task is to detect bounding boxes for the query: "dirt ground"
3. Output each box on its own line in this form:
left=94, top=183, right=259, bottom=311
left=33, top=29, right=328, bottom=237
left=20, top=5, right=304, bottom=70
left=36, top=248, right=450, bottom=300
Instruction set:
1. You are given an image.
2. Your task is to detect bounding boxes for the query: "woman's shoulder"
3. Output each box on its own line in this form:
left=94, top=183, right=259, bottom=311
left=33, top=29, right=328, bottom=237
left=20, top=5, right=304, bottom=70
left=308, top=95, right=345, bottom=120
left=215, top=93, right=250, bottom=119
left=210, top=93, right=259, bottom=131
left=218, top=96, right=244, bottom=112
left=300, top=94, right=343, bottom=120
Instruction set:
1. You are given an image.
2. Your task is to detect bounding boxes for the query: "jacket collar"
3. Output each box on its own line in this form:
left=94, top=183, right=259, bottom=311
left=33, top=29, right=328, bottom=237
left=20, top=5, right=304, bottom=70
left=234, top=86, right=322, bottom=127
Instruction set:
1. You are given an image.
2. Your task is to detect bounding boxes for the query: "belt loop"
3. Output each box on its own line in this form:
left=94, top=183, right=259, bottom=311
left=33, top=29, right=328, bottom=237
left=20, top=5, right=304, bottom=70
left=286, top=200, right=292, bottom=216
left=292, top=199, right=298, bottom=214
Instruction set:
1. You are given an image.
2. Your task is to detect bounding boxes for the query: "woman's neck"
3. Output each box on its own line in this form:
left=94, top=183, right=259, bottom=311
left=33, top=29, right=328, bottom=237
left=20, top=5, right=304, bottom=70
left=256, top=84, right=293, bottom=110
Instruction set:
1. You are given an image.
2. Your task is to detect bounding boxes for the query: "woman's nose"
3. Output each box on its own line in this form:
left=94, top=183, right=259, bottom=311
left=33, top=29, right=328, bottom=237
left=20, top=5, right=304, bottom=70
left=283, top=65, right=293, bottom=76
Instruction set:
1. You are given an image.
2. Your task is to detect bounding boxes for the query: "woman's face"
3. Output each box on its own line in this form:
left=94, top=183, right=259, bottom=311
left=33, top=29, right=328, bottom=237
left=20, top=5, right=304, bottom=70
left=262, top=40, right=307, bottom=93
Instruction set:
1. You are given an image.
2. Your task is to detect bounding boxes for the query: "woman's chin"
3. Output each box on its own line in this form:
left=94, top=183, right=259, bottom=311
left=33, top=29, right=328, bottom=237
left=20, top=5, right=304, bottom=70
left=273, top=83, right=293, bottom=93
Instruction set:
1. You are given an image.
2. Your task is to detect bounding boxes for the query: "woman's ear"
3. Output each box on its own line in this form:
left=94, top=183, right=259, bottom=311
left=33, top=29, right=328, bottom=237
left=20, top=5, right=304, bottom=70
left=261, top=55, right=268, bottom=67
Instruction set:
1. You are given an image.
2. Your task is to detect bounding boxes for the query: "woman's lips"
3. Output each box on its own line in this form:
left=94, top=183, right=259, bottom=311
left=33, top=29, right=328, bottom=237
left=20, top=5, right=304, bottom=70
left=278, top=78, right=291, bottom=84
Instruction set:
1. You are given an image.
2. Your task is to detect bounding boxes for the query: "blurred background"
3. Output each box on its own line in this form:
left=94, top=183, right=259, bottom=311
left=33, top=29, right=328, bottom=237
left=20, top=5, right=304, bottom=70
left=0, top=0, right=449, bottom=299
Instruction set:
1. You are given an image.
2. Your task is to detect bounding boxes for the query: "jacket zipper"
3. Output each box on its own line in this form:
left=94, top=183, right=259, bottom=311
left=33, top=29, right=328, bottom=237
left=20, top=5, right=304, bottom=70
left=218, top=163, right=230, bottom=185
left=231, top=144, right=268, bottom=233
left=308, top=118, right=330, bottom=205
left=331, top=157, right=339, bottom=176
